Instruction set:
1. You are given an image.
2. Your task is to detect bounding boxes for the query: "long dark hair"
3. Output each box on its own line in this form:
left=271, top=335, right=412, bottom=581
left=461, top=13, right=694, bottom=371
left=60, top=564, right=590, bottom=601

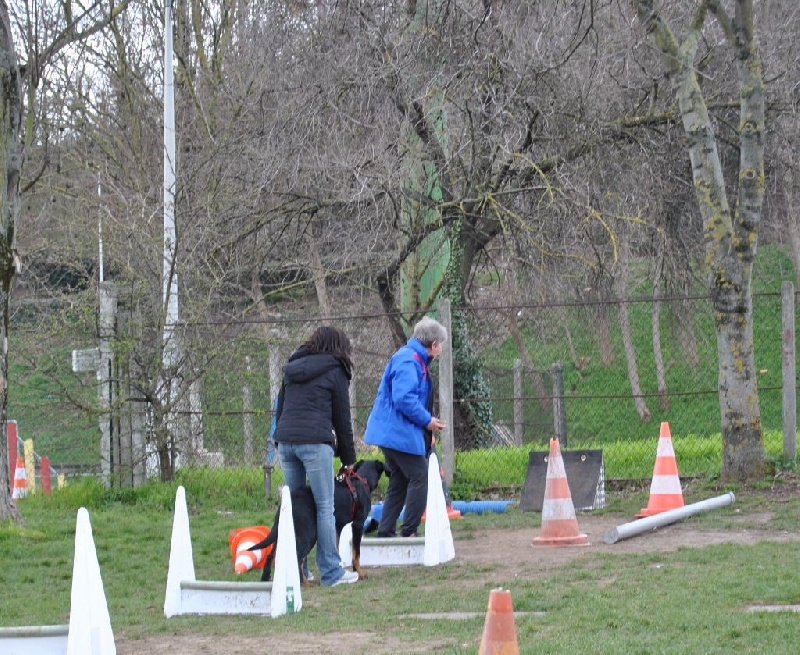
left=304, top=326, right=353, bottom=376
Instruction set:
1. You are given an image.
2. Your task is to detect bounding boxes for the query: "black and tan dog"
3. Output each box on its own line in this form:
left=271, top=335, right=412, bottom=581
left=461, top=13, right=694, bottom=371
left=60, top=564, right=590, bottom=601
left=250, top=459, right=386, bottom=584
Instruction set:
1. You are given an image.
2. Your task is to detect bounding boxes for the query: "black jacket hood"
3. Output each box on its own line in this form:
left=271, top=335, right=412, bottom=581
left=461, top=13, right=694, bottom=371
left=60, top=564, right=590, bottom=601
left=284, top=348, right=351, bottom=383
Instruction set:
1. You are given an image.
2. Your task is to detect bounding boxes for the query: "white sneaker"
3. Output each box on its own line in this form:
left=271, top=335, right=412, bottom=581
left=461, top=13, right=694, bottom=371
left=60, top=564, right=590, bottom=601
left=331, top=570, right=359, bottom=587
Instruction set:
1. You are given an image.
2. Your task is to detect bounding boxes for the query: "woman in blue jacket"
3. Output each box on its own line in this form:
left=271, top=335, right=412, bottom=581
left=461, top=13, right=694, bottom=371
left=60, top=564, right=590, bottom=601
left=365, top=316, right=447, bottom=538
left=274, top=325, right=359, bottom=586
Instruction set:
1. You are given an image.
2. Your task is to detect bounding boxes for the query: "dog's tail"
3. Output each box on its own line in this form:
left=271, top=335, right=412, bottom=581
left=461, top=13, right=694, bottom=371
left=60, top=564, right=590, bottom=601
left=247, top=529, right=277, bottom=551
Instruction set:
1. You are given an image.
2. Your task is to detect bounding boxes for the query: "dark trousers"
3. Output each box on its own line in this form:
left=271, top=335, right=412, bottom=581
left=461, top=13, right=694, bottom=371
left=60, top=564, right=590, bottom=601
left=378, top=447, right=428, bottom=537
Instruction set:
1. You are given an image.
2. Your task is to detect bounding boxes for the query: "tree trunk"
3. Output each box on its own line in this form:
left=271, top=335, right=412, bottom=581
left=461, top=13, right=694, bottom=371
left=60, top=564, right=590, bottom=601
left=677, top=277, right=700, bottom=368
left=559, top=306, right=587, bottom=380
left=306, top=222, right=331, bottom=319
left=0, top=4, right=23, bottom=522
left=617, top=246, right=651, bottom=422
left=507, top=309, right=550, bottom=413
left=634, top=0, right=766, bottom=480
left=715, top=282, right=767, bottom=479
left=652, top=240, right=669, bottom=411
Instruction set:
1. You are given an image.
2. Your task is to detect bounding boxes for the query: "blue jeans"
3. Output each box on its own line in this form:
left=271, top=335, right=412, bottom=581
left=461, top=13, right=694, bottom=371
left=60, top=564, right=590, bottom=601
left=278, top=442, right=344, bottom=586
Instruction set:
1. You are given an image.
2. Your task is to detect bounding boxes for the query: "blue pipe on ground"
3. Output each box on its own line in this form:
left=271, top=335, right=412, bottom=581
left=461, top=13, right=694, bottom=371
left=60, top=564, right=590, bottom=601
left=451, top=500, right=514, bottom=514
left=368, top=499, right=514, bottom=522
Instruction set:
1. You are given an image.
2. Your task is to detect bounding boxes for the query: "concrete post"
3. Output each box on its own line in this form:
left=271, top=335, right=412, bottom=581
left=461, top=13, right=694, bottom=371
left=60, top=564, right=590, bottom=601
left=98, top=282, right=117, bottom=487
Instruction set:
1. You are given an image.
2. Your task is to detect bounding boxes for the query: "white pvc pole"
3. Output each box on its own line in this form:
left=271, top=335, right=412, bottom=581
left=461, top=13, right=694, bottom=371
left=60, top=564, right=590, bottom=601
left=98, top=183, right=104, bottom=283
left=602, top=492, right=735, bottom=544
left=163, top=0, right=179, bottom=362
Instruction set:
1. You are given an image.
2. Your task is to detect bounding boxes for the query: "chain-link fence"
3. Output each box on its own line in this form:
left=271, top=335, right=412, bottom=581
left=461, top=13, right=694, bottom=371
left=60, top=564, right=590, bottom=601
left=7, top=287, right=797, bottom=494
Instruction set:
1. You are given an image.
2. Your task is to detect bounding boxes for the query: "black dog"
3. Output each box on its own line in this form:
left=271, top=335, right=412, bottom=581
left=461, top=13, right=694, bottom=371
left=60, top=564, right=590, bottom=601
left=250, top=459, right=385, bottom=584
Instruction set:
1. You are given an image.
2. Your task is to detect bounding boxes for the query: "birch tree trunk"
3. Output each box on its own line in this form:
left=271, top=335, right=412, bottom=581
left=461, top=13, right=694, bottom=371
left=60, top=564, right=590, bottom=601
left=634, top=0, right=767, bottom=481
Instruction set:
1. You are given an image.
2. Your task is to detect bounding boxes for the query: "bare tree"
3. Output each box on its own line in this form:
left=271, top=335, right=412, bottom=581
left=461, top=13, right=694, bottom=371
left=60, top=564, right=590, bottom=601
left=0, top=0, right=133, bottom=521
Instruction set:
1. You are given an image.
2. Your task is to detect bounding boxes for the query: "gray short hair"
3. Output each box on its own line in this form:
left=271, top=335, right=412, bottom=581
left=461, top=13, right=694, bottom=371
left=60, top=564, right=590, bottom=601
left=413, top=316, right=448, bottom=347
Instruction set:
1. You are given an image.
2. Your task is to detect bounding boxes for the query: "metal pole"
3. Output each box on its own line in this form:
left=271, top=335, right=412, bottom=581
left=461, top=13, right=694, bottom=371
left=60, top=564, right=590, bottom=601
left=602, top=493, right=735, bottom=544
left=98, top=182, right=104, bottom=283
left=163, top=0, right=179, bottom=354
left=159, top=0, right=183, bottom=474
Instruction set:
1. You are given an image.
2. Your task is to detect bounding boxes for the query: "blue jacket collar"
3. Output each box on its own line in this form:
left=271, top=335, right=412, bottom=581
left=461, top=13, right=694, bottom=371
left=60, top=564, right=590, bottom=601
left=406, top=337, right=431, bottom=364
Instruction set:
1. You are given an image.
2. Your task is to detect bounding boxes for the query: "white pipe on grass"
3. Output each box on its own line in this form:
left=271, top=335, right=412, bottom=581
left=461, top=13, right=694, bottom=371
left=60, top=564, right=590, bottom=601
left=602, top=492, right=735, bottom=544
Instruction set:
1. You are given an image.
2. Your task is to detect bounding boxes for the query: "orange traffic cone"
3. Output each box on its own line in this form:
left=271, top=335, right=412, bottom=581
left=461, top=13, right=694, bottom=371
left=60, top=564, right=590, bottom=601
left=228, top=526, right=272, bottom=573
left=533, top=438, right=588, bottom=546
left=637, top=422, right=684, bottom=517
left=478, top=588, right=519, bottom=655
left=421, top=459, right=462, bottom=522
left=12, top=455, right=27, bottom=500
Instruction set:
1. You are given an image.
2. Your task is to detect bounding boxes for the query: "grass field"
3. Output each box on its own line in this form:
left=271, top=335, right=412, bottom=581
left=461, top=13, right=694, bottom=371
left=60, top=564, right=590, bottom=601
left=2, top=473, right=800, bottom=654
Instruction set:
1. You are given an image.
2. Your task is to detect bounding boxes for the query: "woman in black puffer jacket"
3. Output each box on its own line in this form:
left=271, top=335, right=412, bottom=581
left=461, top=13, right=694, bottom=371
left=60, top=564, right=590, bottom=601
left=273, top=326, right=359, bottom=587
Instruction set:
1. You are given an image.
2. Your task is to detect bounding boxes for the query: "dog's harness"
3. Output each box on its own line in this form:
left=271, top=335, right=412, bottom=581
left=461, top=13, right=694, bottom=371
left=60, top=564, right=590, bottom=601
left=336, top=467, right=370, bottom=521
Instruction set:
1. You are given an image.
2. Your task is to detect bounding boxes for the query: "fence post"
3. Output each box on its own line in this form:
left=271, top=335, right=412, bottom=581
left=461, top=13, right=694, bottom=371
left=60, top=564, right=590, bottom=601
left=551, top=362, right=566, bottom=447
left=514, top=359, right=524, bottom=445
left=782, top=282, right=796, bottom=462
left=437, top=297, right=454, bottom=485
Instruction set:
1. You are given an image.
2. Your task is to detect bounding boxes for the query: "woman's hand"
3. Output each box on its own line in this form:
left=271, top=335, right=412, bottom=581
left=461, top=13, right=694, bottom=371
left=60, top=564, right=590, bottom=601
left=426, top=417, right=446, bottom=432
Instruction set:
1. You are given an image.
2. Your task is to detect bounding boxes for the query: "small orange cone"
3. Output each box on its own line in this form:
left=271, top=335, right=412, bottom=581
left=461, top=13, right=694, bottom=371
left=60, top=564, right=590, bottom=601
left=12, top=455, right=27, bottom=500
left=637, top=422, right=684, bottom=517
left=228, top=526, right=272, bottom=573
left=533, top=438, right=588, bottom=546
left=478, top=588, right=519, bottom=655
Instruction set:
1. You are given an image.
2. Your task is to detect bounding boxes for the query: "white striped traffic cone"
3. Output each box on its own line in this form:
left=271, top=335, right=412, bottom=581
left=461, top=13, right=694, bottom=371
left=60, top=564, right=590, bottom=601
left=637, top=422, right=684, bottom=517
left=533, top=439, right=588, bottom=546
left=12, top=455, right=28, bottom=500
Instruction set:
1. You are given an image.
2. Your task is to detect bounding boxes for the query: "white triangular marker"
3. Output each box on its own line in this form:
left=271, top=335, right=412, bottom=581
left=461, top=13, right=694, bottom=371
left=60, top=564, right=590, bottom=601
left=424, top=452, right=455, bottom=566
left=271, top=486, right=302, bottom=617
left=67, top=508, right=116, bottom=655
left=164, top=486, right=196, bottom=617
left=338, top=522, right=353, bottom=567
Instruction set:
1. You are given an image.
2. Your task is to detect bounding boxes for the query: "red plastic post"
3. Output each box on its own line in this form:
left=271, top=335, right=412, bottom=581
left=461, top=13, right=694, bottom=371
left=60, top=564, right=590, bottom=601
left=41, top=455, right=51, bottom=494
